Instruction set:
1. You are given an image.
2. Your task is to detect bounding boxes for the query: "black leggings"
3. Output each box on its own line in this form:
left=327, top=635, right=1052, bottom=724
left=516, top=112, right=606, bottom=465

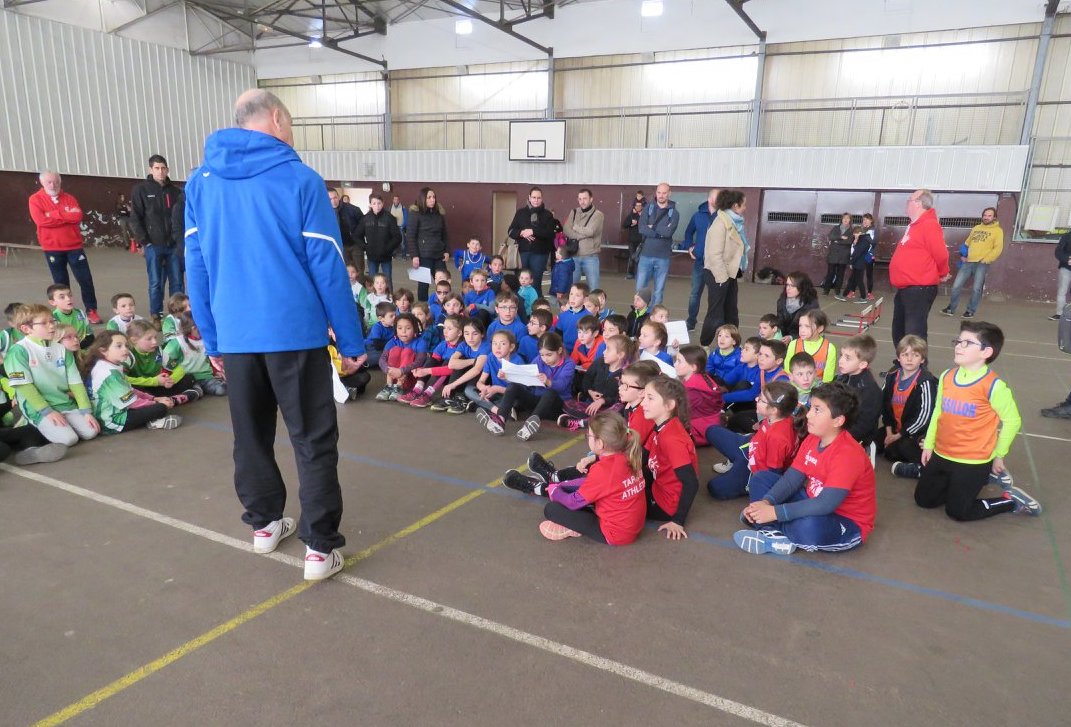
left=0, top=423, right=51, bottom=462
left=914, top=454, right=1013, bottom=521
left=882, top=435, right=923, bottom=464
left=543, top=501, right=607, bottom=543
left=122, top=403, right=169, bottom=431
left=138, top=374, right=200, bottom=398
left=822, top=263, right=846, bottom=293
left=497, top=384, right=564, bottom=421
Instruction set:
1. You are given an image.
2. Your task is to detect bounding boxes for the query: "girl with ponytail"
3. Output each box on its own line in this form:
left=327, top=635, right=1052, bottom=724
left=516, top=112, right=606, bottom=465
left=502, top=411, right=648, bottom=544
left=641, top=377, right=700, bottom=540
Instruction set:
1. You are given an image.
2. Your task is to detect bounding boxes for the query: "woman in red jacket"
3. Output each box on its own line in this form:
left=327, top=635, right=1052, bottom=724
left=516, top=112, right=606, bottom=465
left=27, top=171, right=102, bottom=323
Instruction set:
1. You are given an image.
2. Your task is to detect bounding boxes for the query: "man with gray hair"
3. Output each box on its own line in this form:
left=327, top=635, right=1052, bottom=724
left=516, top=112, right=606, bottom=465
left=27, top=171, right=102, bottom=323
left=889, top=189, right=951, bottom=348
left=185, top=89, right=365, bottom=581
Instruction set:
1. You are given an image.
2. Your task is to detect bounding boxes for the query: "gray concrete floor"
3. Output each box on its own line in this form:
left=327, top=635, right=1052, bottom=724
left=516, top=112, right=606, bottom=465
left=1, top=248, right=1069, bottom=726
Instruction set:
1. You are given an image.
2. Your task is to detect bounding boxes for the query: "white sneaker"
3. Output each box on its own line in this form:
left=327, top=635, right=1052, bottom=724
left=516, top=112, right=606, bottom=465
left=146, top=414, right=182, bottom=430
left=712, top=461, right=733, bottom=474
left=304, top=547, right=345, bottom=580
left=12, top=443, right=68, bottom=465
left=252, top=517, right=296, bottom=554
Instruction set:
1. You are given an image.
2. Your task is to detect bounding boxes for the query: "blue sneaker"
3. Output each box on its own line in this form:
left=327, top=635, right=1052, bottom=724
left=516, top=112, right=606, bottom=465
left=1003, top=486, right=1042, bottom=516
left=733, top=528, right=797, bottom=555
left=988, top=469, right=1014, bottom=491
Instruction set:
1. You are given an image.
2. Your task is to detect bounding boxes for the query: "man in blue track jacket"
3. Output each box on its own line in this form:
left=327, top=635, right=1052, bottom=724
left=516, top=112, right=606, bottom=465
left=184, top=89, right=364, bottom=581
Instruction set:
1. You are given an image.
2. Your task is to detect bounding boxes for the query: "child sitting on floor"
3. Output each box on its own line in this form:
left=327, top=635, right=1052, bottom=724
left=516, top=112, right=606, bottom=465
left=328, top=328, right=370, bottom=401
left=735, top=381, right=876, bottom=555
left=377, top=312, right=428, bottom=402
left=757, top=313, right=783, bottom=341
left=88, top=331, right=182, bottom=432
left=365, top=301, right=396, bottom=368
left=637, top=320, right=673, bottom=366
left=674, top=345, right=725, bottom=446
left=465, top=329, right=522, bottom=413
left=409, top=314, right=465, bottom=409
left=705, top=324, right=742, bottom=386
left=783, top=309, right=837, bottom=383
left=105, top=292, right=144, bottom=334
left=160, top=292, right=190, bottom=341
left=882, top=335, right=938, bottom=479
left=557, top=334, right=634, bottom=430
left=503, top=411, right=647, bottom=544
left=555, top=283, right=588, bottom=355
left=437, top=318, right=490, bottom=414
left=570, top=315, right=605, bottom=375
left=123, top=319, right=203, bottom=403
left=48, top=284, right=94, bottom=350
left=162, top=312, right=228, bottom=396
left=641, top=376, right=700, bottom=541
left=834, top=334, right=882, bottom=447
left=367, top=274, right=393, bottom=310
left=788, top=351, right=816, bottom=407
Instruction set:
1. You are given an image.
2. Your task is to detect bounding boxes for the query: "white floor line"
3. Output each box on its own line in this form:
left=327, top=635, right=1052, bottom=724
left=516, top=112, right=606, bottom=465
left=1021, top=431, right=1071, bottom=443
left=1, top=463, right=808, bottom=727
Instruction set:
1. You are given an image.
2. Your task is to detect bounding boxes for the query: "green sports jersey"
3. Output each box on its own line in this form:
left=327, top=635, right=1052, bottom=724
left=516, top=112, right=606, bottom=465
left=124, top=345, right=186, bottom=387
left=90, top=360, right=137, bottom=432
left=53, top=307, right=91, bottom=341
left=4, top=337, right=89, bottom=424
left=0, top=326, right=24, bottom=360
left=106, top=314, right=144, bottom=334
left=161, top=314, right=179, bottom=340
left=162, top=335, right=210, bottom=381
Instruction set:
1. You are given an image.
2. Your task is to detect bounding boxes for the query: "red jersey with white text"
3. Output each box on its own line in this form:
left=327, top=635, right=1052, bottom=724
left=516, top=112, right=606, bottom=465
left=749, top=416, right=798, bottom=473
left=577, top=452, right=646, bottom=545
left=791, top=431, right=876, bottom=540
left=645, top=418, right=699, bottom=517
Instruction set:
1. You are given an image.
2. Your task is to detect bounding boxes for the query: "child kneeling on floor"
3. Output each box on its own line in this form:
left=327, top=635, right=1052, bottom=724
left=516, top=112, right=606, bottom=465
left=735, top=381, right=876, bottom=555
left=88, top=331, right=182, bottom=432
left=503, top=411, right=647, bottom=544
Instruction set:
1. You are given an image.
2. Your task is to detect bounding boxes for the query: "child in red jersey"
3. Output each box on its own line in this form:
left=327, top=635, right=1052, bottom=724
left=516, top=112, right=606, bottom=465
left=735, top=381, right=876, bottom=555
left=673, top=344, right=724, bottom=445
left=504, top=411, right=647, bottom=544
left=707, top=381, right=803, bottom=500
left=916, top=321, right=1039, bottom=519
left=641, top=376, right=700, bottom=540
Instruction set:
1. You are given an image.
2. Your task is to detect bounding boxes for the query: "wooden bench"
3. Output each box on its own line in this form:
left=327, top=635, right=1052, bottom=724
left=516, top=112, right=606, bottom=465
left=0, top=242, right=39, bottom=267
left=828, top=296, right=884, bottom=337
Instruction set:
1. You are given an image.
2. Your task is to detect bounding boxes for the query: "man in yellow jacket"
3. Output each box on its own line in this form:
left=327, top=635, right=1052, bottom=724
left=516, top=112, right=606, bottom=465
left=940, top=206, right=1003, bottom=319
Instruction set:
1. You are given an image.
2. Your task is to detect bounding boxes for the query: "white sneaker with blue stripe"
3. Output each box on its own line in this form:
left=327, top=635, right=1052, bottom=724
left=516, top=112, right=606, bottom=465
left=733, top=528, right=797, bottom=555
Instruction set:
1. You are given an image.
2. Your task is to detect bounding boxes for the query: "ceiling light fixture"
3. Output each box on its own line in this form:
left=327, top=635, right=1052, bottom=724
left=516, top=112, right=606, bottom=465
left=640, top=0, right=663, bottom=18
left=308, top=37, right=323, bottom=48
left=455, top=19, right=473, bottom=35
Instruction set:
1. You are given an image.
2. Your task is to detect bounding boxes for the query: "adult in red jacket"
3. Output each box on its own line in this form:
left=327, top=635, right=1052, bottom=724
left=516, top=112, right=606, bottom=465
left=28, top=171, right=101, bottom=323
left=889, top=189, right=950, bottom=347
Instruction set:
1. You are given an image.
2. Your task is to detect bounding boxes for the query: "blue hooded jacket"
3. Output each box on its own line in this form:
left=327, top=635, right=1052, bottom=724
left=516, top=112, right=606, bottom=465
left=184, top=128, right=363, bottom=357
left=683, top=201, right=717, bottom=262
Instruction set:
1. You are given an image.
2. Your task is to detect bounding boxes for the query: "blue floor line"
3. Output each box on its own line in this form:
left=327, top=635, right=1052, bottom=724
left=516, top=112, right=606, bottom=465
left=188, top=418, right=1070, bottom=630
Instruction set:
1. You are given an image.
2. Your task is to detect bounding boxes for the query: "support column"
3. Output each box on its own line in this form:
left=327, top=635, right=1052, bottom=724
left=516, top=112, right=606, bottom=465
left=1019, top=2, right=1057, bottom=146
left=749, top=38, right=766, bottom=147
left=383, top=71, right=392, bottom=150
left=546, top=54, right=555, bottom=120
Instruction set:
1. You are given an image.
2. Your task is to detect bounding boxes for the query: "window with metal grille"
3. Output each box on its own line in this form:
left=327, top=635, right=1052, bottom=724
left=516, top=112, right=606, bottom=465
left=940, top=217, right=983, bottom=229
left=766, top=212, right=809, bottom=223
left=819, top=213, right=863, bottom=225
left=884, top=216, right=911, bottom=226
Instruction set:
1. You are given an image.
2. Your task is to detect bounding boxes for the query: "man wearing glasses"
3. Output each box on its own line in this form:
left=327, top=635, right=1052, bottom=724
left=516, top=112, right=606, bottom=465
left=889, top=189, right=951, bottom=348
left=130, top=154, right=185, bottom=322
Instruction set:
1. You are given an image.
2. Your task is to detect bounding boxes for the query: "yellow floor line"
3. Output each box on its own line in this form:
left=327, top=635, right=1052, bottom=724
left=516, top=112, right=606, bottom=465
left=28, top=435, right=585, bottom=727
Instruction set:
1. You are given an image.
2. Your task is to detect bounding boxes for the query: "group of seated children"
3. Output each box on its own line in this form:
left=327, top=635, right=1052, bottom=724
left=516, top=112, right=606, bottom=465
left=0, top=288, right=227, bottom=467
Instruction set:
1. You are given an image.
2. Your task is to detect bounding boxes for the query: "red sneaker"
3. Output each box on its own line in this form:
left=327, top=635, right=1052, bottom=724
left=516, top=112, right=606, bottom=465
left=866, top=293, right=875, bottom=300
left=86, top=309, right=102, bottom=324
left=409, top=390, right=435, bottom=408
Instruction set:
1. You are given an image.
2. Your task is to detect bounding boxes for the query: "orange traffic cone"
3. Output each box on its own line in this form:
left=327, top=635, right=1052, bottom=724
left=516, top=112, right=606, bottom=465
left=129, top=238, right=138, bottom=254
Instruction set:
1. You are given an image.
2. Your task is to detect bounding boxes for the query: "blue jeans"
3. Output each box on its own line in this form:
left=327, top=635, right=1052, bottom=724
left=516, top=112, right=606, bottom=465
left=705, top=425, right=752, bottom=500
left=572, top=254, right=600, bottom=290
left=367, top=260, right=393, bottom=288
left=44, top=249, right=98, bottom=311
left=686, top=260, right=704, bottom=330
left=746, top=469, right=864, bottom=551
left=520, top=251, right=550, bottom=296
left=144, top=244, right=184, bottom=316
left=948, top=261, right=989, bottom=314
left=635, top=255, right=670, bottom=305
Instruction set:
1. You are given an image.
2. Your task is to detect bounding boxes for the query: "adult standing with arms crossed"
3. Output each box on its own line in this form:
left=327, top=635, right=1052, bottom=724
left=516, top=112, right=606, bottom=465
left=184, top=89, right=365, bottom=581
left=635, top=182, right=679, bottom=306
left=699, top=189, right=748, bottom=346
left=563, top=188, right=605, bottom=289
left=28, top=171, right=103, bottom=324
left=406, top=186, right=449, bottom=301
left=130, top=154, right=185, bottom=321
left=508, top=187, right=557, bottom=295
left=889, top=189, right=950, bottom=349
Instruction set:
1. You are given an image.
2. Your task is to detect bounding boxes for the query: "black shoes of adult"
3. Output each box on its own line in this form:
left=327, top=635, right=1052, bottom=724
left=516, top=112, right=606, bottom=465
left=1040, top=403, right=1071, bottom=419
left=503, top=469, right=542, bottom=495
left=527, top=452, right=557, bottom=483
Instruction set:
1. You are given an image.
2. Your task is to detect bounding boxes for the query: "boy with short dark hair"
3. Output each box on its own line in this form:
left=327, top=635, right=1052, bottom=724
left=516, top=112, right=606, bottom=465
left=570, top=315, right=605, bottom=373
left=454, top=237, right=487, bottom=282
left=834, top=334, right=882, bottom=446
left=517, top=269, right=538, bottom=318
left=555, top=283, right=588, bottom=355
left=105, top=292, right=144, bottom=334
left=625, top=288, right=652, bottom=338
left=48, top=284, right=94, bottom=350
left=521, top=308, right=552, bottom=363
left=735, top=381, right=876, bottom=555
left=725, top=338, right=790, bottom=433
left=590, top=288, right=613, bottom=320
left=758, top=313, right=783, bottom=341
left=916, top=321, right=1039, bottom=519
left=788, top=351, right=816, bottom=407
left=487, top=255, right=505, bottom=292
left=366, top=301, right=396, bottom=368
left=487, top=291, right=528, bottom=342
left=5, top=304, right=100, bottom=446
left=464, top=269, right=496, bottom=323
left=428, top=279, right=452, bottom=322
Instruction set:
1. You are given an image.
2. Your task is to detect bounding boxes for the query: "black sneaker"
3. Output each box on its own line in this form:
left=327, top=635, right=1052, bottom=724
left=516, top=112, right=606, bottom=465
left=445, top=396, right=469, bottom=415
left=891, top=461, right=922, bottom=479
left=503, top=469, right=543, bottom=495
left=527, top=452, right=557, bottom=483
left=428, top=397, right=450, bottom=412
left=940, top=306, right=954, bottom=316
left=961, top=311, right=975, bottom=319
left=1048, top=314, right=1062, bottom=321
left=1040, top=403, right=1071, bottom=419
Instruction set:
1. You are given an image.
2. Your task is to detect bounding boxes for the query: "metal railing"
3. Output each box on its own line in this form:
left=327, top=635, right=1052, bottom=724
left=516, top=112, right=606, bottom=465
left=289, top=90, right=1029, bottom=152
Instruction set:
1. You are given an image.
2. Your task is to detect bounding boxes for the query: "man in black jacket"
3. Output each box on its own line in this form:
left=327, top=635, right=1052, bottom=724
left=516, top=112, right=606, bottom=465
left=355, top=192, right=402, bottom=287
left=329, top=188, right=364, bottom=272
left=130, top=154, right=184, bottom=319
left=507, top=186, right=557, bottom=295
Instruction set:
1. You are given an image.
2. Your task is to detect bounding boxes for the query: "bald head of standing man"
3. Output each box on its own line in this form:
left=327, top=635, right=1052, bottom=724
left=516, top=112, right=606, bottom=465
left=184, top=89, right=364, bottom=581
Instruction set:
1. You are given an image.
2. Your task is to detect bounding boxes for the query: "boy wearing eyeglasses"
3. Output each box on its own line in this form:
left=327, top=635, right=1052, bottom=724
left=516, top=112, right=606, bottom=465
left=915, top=320, right=1040, bottom=519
